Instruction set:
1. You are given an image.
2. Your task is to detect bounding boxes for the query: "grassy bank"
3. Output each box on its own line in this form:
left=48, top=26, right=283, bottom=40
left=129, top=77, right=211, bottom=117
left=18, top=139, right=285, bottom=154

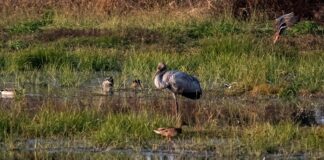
left=0, top=99, right=323, bottom=156
left=0, top=11, right=323, bottom=95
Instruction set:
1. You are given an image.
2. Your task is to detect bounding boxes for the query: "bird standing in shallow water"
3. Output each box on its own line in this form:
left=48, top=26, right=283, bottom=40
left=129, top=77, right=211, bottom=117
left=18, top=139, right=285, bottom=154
left=102, top=77, right=114, bottom=95
left=273, top=12, right=299, bottom=44
left=153, top=62, right=202, bottom=115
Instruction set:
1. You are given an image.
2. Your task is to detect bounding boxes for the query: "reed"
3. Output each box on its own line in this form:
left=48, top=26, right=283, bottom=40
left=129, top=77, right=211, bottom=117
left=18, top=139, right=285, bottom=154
left=0, top=100, right=322, bottom=155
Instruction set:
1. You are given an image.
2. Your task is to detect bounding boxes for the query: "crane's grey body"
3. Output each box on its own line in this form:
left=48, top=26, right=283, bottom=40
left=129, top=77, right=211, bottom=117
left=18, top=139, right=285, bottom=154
left=154, top=70, right=202, bottom=99
left=154, top=62, right=202, bottom=115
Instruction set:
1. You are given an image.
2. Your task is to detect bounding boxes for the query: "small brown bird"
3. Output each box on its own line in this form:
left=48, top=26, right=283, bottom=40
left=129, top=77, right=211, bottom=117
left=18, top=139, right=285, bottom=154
left=153, top=122, right=187, bottom=141
left=102, top=77, right=114, bottom=95
left=273, top=12, right=299, bottom=44
left=154, top=127, right=182, bottom=141
left=130, top=79, right=142, bottom=90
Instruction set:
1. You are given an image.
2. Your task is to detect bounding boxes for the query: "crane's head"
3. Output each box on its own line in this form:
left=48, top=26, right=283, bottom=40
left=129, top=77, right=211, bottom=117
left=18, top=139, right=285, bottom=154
left=154, top=62, right=167, bottom=79
left=157, top=62, right=167, bottom=71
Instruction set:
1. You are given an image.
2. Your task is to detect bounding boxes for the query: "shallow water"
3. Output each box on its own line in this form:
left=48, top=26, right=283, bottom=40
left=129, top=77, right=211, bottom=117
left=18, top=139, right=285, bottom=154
left=0, top=137, right=219, bottom=159
left=1, top=85, right=323, bottom=126
left=0, top=75, right=324, bottom=159
left=1, top=138, right=321, bottom=160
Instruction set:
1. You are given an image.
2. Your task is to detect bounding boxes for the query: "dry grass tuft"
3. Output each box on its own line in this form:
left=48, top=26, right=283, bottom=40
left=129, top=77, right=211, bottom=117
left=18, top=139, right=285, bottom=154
left=251, top=83, right=280, bottom=97
left=0, top=0, right=322, bottom=21
left=37, top=28, right=114, bottom=42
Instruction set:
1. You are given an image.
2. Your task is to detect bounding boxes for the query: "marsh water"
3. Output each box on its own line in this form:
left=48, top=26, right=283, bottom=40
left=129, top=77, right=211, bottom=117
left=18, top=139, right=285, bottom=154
left=0, top=75, right=324, bottom=159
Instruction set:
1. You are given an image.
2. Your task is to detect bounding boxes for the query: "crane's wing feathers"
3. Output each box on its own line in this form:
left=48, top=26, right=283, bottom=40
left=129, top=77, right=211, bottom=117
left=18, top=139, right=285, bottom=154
left=164, top=71, right=202, bottom=99
left=275, top=12, right=299, bottom=30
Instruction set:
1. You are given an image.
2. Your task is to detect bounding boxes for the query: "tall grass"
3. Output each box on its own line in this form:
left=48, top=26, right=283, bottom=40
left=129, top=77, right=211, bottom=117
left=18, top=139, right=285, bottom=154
left=93, top=112, right=173, bottom=146
left=0, top=0, right=321, bottom=19
left=25, top=108, right=101, bottom=137
left=0, top=12, right=323, bottom=91
left=242, top=123, right=324, bottom=155
left=0, top=102, right=322, bottom=154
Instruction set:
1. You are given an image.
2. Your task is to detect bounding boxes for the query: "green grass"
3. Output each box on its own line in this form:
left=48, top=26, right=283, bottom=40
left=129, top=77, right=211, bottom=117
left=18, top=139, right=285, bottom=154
left=7, top=10, right=54, bottom=34
left=0, top=102, right=322, bottom=156
left=0, top=12, right=322, bottom=92
left=241, top=123, right=324, bottom=155
left=93, top=112, right=173, bottom=146
left=290, top=21, right=324, bottom=35
left=26, top=108, right=101, bottom=137
left=0, top=107, right=100, bottom=140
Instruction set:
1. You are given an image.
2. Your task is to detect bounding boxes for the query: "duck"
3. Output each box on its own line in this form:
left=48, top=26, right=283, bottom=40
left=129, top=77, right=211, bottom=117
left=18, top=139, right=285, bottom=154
left=273, top=12, right=299, bottom=44
left=153, top=122, right=187, bottom=141
left=0, top=88, right=15, bottom=98
left=102, top=77, right=114, bottom=95
left=131, top=79, right=143, bottom=90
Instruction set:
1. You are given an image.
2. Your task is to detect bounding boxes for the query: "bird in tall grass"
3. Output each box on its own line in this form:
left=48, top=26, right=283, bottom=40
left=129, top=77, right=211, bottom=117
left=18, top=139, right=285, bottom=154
left=0, top=88, right=16, bottom=98
left=131, top=79, right=143, bottom=90
left=273, top=12, right=299, bottom=44
left=154, top=127, right=182, bottom=142
left=154, top=122, right=187, bottom=141
left=154, top=62, right=202, bottom=115
left=102, top=77, right=114, bottom=95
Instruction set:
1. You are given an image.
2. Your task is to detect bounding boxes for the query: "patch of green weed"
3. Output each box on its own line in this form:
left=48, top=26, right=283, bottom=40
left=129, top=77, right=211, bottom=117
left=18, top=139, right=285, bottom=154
left=8, top=10, right=54, bottom=34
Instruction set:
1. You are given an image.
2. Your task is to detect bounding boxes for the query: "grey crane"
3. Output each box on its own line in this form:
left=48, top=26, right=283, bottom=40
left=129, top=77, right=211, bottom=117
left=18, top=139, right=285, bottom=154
left=273, top=12, right=299, bottom=44
left=154, top=62, right=202, bottom=115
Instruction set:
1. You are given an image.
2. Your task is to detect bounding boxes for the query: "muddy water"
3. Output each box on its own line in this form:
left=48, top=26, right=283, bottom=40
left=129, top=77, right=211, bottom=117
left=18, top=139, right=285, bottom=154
left=1, top=85, right=323, bottom=126
left=0, top=139, right=321, bottom=160
left=0, top=76, right=324, bottom=159
left=0, top=138, right=319, bottom=160
left=0, top=144, right=216, bottom=160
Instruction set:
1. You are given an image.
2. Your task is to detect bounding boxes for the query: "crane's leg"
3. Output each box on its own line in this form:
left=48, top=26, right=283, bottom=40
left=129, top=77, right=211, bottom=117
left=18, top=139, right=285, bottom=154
left=172, top=93, right=179, bottom=116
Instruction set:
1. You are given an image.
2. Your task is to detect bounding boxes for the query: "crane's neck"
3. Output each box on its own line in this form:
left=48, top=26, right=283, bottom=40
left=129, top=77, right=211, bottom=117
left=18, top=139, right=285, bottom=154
left=154, top=68, right=167, bottom=77
left=154, top=69, right=168, bottom=89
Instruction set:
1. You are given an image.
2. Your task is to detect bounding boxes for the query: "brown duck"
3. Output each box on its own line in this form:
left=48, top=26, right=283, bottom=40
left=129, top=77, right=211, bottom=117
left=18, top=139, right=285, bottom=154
left=273, top=12, right=299, bottom=44
left=153, top=122, right=187, bottom=141
left=154, top=127, right=182, bottom=141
